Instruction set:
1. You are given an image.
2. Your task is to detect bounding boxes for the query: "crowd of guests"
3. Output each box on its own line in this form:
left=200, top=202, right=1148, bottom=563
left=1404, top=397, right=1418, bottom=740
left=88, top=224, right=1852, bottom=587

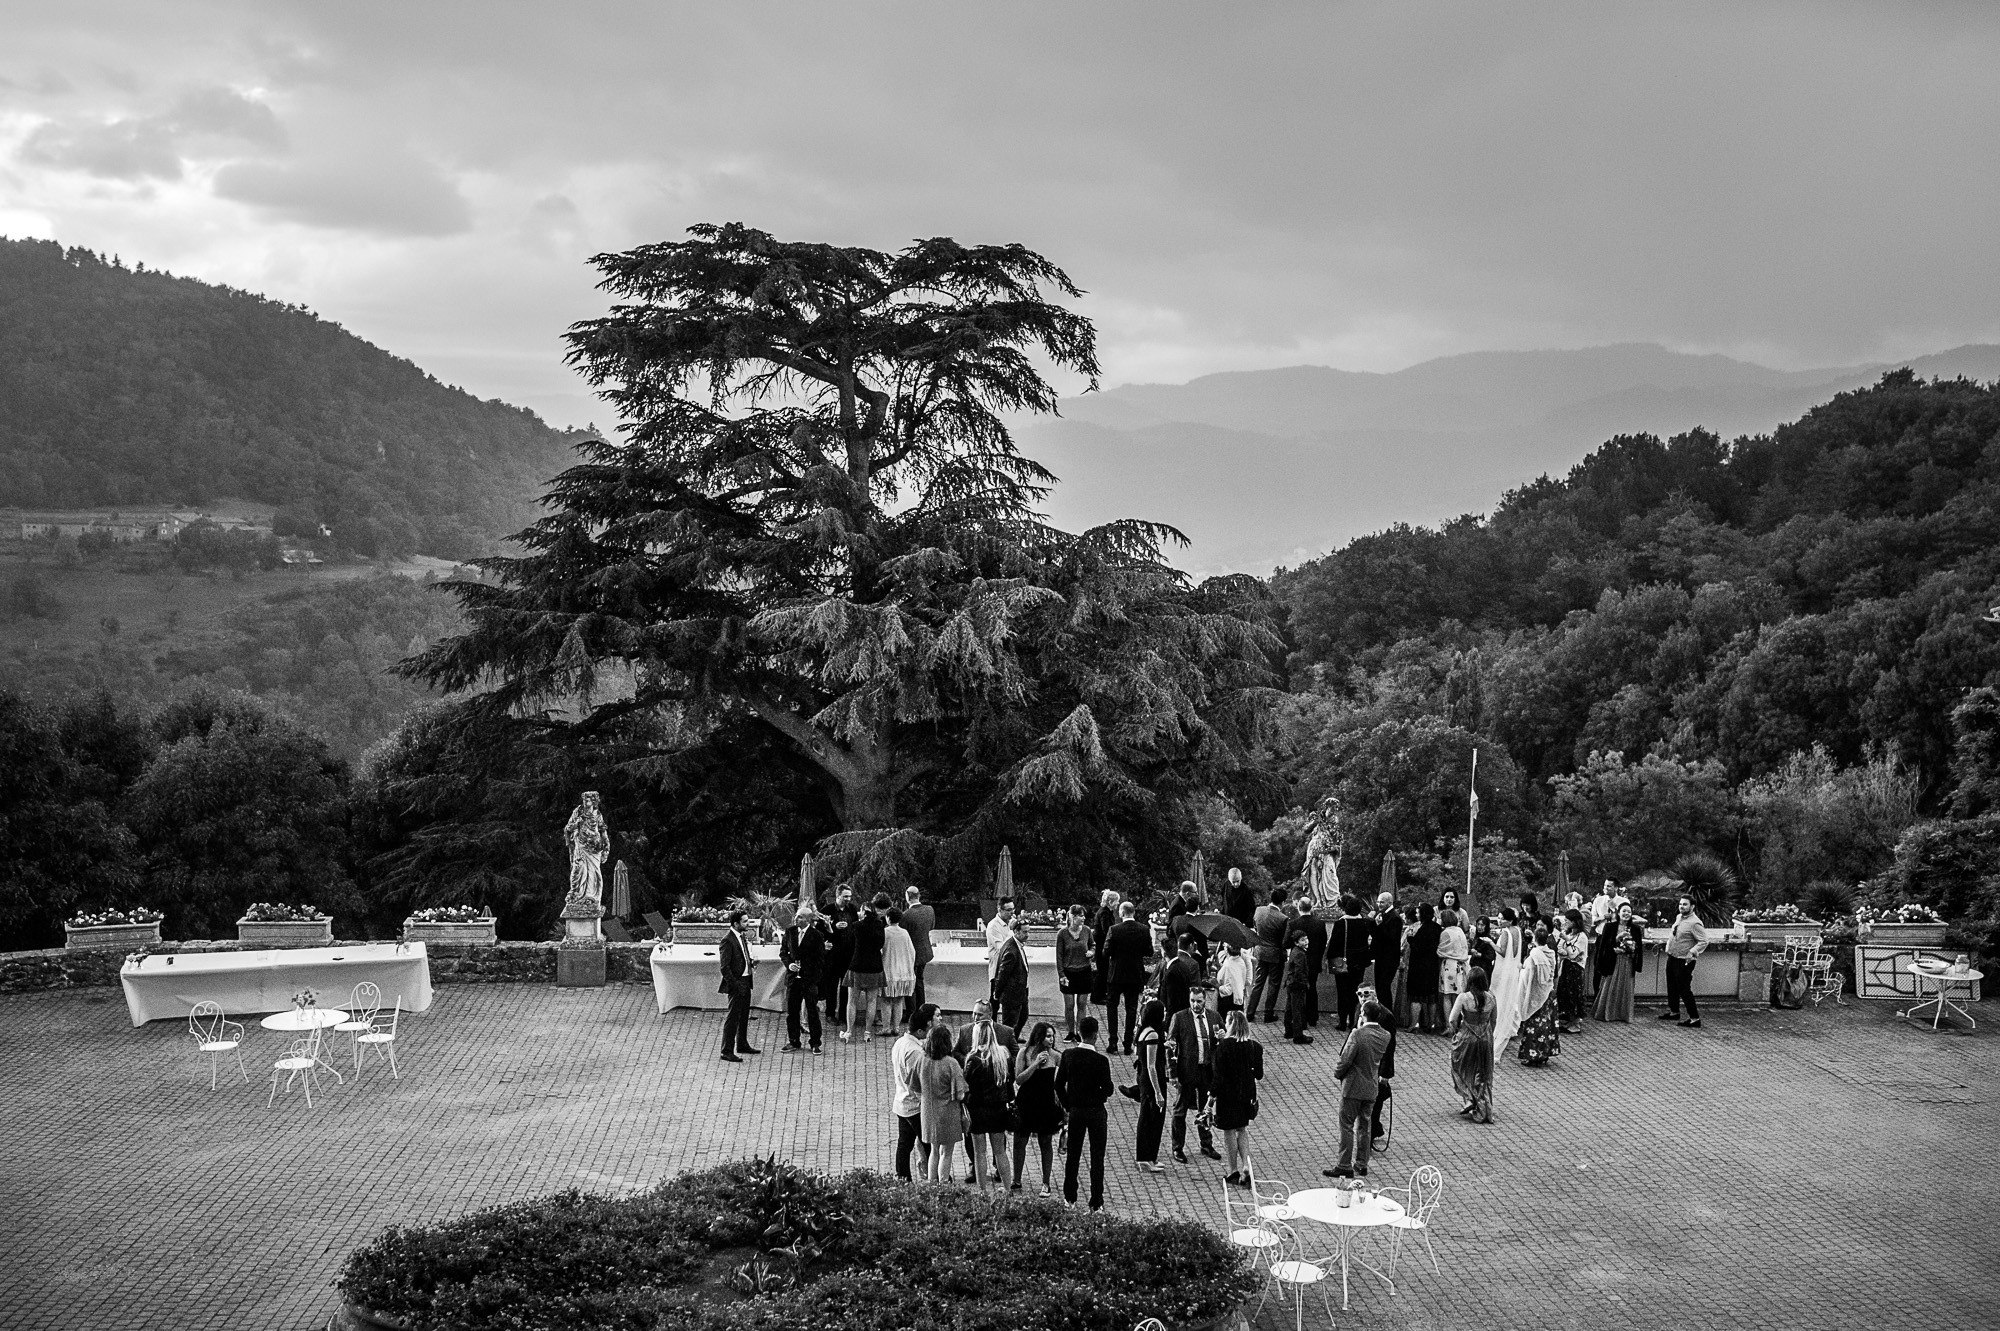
left=711, top=871, right=1711, bottom=1197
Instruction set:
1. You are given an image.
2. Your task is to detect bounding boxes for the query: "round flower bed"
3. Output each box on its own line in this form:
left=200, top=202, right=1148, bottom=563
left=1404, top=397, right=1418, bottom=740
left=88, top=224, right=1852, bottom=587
left=338, top=1157, right=1251, bottom=1331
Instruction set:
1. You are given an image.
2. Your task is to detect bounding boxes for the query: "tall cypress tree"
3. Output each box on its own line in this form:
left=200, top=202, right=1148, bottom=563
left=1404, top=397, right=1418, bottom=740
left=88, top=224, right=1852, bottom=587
left=411, top=224, right=1277, bottom=886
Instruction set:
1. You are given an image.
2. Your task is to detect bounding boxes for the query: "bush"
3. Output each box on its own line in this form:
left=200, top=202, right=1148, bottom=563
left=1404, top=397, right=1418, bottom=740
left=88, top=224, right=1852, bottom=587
left=338, top=1158, right=1253, bottom=1331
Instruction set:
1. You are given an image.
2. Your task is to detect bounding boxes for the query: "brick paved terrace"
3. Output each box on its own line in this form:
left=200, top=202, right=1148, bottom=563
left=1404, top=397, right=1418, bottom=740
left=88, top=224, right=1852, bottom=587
left=1, top=982, right=1994, bottom=1331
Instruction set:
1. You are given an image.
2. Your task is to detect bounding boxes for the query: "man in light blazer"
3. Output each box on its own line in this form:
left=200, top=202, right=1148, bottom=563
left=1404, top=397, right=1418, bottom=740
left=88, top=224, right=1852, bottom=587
left=1324, top=999, right=1393, bottom=1179
left=718, top=909, right=760, bottom=1062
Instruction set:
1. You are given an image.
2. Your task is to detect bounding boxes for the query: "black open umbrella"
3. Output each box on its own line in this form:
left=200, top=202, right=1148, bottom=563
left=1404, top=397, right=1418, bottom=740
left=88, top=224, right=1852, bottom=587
left=1184, top=912, right=1257, bottom=950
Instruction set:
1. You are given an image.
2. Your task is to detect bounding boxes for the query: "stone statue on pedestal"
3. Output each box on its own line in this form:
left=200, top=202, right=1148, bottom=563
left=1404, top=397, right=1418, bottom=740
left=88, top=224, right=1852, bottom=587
left=564, top=791, right=609, bottom=912
left=1302, top=794, right=1345, bottom=915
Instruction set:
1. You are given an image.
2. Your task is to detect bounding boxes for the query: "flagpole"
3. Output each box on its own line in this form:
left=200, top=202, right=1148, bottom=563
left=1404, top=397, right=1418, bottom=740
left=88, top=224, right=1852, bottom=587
left=1465, top=748, right=1479, bottom=906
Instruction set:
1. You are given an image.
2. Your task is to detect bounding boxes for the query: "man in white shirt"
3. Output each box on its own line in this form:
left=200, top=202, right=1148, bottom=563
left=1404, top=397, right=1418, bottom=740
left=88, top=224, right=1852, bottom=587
left=1663, top=894, right=1709, bottom=1028
left=891, top=1002, right=940, bottom=1181
left=985, top=897, right=1017, bottom=981
left=1590, top=879, right=1627, bottom=925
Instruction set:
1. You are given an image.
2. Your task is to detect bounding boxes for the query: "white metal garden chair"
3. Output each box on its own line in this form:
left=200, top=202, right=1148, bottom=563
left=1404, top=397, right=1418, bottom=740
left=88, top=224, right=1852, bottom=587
left=1256, top=1220, right=1336, bottom=1331
left=1381, top=1164, right=1444, bottom=1281
left=354, top=997, right=402, bottom=1079
left=1250, top=1171, right=1299, bottom=1223
left=1221, top=1176, right=1282, bottom=1259
left=187, top=1001, right=248, bottom=1091
left=334, top=982, right=382, bottom=1070
left=268, top=1025, right=323, bottom=1108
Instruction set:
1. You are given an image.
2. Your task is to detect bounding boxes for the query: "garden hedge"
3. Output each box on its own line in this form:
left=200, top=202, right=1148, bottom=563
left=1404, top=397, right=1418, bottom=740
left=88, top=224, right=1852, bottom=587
left=338, top=1157, right=1253, bottom=1331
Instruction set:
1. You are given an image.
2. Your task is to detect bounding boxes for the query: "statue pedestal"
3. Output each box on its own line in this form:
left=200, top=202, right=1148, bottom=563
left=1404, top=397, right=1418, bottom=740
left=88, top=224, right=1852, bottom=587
left=557, top=897, right=607, bottom=988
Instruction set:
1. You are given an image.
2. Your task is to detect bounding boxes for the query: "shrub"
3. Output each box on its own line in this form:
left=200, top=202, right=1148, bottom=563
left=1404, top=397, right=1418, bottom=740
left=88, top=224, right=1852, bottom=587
left=1671, top=850, right=1741, bottom=925
left=338, top=1158, right=1253, bottom=1331
left=1799, top=879, right=1855, bottom=920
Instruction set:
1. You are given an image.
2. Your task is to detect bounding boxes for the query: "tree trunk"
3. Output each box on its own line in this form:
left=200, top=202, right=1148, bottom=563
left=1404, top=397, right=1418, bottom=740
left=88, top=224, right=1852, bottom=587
left=834, top=773, right=897, bottom=831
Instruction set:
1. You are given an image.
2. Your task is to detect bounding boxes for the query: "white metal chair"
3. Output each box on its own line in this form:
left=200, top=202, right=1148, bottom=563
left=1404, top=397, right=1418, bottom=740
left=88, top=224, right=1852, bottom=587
left=187, top=1002, right=248, bottom=1090
left=334, top=982, right=382, bottom=1070
left=269, top=1026, right=322, bottom=1108
left=1250, top=1171, right=1299, bottom=1223
left=355, top=997, right=402, bottom=1078
left=1257, top=1221, right=1336, bottom=1331
left=1221, top=1176, right=1282, bottom=1258
left=1382, top=1164, right=1444, bottom=1280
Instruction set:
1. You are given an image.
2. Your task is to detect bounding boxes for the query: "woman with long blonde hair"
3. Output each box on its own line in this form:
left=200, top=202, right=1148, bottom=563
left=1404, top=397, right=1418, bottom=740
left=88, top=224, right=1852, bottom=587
left=1209, top=1008, right=1264, bottom=1187
left=963, top=1019, right=1015, bottom=1193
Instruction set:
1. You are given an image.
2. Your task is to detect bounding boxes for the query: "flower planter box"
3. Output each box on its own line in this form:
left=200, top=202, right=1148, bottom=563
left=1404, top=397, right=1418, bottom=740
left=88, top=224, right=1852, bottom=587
left=64, top=920, right=162, bottom=951
left=1861, top=922, right=1947, bottom=947
left=236, top=918, right=333, bottom=948
left=1735, top=919, right=1825, bottom=944
left=1024, top=926, right=1060, bottom=948
left=670, top=922, right=732, bottom=945
left=402, top=918, right=497, bottom=945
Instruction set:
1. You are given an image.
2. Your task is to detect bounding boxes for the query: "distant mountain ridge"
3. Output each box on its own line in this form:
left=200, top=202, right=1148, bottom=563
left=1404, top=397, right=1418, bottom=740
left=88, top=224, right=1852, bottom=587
left=1022, top=341, right=2000, bottom=576
left=0, top=237, right=586, bottom=559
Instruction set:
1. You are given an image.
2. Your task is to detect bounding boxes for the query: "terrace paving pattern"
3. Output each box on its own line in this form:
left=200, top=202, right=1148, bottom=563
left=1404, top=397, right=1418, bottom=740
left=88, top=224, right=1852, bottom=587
left=1, top=982, right=1994, bottom=1331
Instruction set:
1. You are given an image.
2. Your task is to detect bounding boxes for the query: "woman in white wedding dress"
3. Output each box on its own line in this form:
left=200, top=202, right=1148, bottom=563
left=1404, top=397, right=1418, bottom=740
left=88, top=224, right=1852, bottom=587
left=1490, top=907, right=1529, bottom=1046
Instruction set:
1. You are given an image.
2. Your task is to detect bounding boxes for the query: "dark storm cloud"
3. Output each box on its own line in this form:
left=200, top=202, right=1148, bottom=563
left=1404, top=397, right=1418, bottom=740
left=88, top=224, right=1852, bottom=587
left=3, top=0, right=1997, bottom=412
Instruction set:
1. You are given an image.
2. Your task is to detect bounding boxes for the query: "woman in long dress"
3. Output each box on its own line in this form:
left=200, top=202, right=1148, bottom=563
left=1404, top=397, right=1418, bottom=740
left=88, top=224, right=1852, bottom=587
left=881, top=909, right=917, bottom=1035
left=1447, top=966, right=1495, bottom=1123
left=1210, top=1010, right=1265, bottom=1187
left=1132, top=998, right=1170, bottom=1174
left=917, top=1024, right=968, bottom=1182
left=1410, top=906, right=1445, bottom=1033
left=1390, top=907, right=1417, bottom=1030
left=1554, top=909, right=1591, bottom=1033
left=1515, top=926, right=1562, bottom=1065
left=1591, top=903, right=1644, bottom=1022
left=1437, top=909, right=1471, bottom=1016
left=1490, top=908, right=1528, bottom=1046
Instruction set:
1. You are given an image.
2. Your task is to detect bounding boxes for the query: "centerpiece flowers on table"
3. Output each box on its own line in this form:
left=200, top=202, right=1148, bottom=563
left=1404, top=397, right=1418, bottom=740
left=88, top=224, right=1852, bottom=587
left=67, top=906, right=164, bottom=929
left=243, top=902, right=330, bottom=923
left=291, top=988, right=319, bottom=1011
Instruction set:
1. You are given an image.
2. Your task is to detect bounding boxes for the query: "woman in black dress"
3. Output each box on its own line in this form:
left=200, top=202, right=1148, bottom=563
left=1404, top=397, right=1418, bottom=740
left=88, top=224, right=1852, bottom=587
left=1407, top=904, right=1445, bottom=1034
left=1011, top=1021, right=1064, bottom=1197
left=1133, top=998, right=1170, bottom=1174
left=1211, top=1009, right=1264, bottom=1187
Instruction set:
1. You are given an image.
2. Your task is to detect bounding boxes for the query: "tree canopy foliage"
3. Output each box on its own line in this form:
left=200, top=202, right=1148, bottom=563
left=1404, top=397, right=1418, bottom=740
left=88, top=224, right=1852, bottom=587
left=407, top=224, right=1281, bottom=902
left=0, top=238, right=583, bottom=559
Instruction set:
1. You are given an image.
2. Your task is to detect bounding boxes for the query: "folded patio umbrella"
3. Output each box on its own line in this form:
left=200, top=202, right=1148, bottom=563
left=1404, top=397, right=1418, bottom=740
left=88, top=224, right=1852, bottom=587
left=1380, top=849, right=1397, bottom=902
left=1190, top=850, right=1207, bottom=907
left=1184, top=912, right=1257, bottom=950
left=611, top=860, right=631, bottom=918
left=1555, top=849, right=1571, bottom=901
left=996, top=845, right=1014, bottom=901
left=799, top=852, right=816, bottom=907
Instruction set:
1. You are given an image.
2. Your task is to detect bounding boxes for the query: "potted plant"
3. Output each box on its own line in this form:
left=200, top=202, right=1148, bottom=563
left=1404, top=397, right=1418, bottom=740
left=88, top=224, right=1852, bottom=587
left=237, top=902, right=333, bottom=947
left=1855, top=903, right=1947, bottom=947
left=1013, top=907, right=1065, bottom=947
left=670, top=904, right=734, bottom=944
left=402, top=904, right=497, bottom=945
left=64, top=906, right=164, bottom=951
left=1732, top=903, right=1826, bottom=943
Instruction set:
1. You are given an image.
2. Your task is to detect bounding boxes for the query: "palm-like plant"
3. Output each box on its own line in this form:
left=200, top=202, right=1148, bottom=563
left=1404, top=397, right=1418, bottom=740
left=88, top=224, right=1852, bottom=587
left=1799, top=879, right=1855, bottom=920
left=1670, top=851, right=1741, bottom=926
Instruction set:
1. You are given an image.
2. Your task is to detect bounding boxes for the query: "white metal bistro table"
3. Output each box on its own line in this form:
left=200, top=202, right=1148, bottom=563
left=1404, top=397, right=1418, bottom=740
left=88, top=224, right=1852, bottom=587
left=260, top=1007, right=349, bottom=1083
left=1285, top=1187, right=1404, bottom=1310
left=1899, top=963, right=1983, bottom=1030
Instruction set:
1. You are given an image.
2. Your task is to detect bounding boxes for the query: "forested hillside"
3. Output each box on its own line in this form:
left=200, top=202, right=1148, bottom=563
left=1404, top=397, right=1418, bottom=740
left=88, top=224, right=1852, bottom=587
left=0, top=238, right=585, bottom=558
left=1268, top=371, right=2000, bottom=916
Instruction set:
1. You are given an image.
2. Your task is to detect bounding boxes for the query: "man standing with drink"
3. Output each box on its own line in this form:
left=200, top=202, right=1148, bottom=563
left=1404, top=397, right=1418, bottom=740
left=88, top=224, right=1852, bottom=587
left=1662, top=893, right=1708, bottom=1028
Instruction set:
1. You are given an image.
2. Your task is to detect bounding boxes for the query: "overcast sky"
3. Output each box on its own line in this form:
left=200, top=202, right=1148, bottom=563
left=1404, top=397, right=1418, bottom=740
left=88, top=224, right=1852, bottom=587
left=4, top=1, right=1997, bottom=430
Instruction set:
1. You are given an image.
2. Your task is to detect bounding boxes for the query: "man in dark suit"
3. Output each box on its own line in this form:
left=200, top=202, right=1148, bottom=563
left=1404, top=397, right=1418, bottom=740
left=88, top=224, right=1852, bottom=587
left=1224, top=867, right=1256, bottom=926
left=1166, top=992, right=1222, bottom=1164
left=1102, top=902, right=1155, bottom=1054
left=1246, top=888, right=1292, bottom=1023
left=1324, top=999, right=1393, bottom=1179
left=901, top=885, right=936, bottom=1009
left=1164, top=881, right=1196, bottom=956
left=718, top=910, right=760, bottom=1062
left=1293, top=907, right=1329, bottom=1028
left=1329, top=895, right=1375, bottom=1032
left=1358, top=985, right=1398, bottom=1150
left=991, top=916, right=1031, bottom=1039
left=1056, top=1013, right=1115, bottom=1210
left=1161, top=943, right=1201, bottom=1021
left=1369, top=891, right=1402, bottom=999
left=780, top=902, right=829, bottom=1053
left=821, top=885, right=857, bottom=1026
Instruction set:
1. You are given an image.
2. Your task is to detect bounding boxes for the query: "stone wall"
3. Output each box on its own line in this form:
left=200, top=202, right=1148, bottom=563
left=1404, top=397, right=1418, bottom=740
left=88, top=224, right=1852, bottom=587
left=0, top=939, right=659, bottom=995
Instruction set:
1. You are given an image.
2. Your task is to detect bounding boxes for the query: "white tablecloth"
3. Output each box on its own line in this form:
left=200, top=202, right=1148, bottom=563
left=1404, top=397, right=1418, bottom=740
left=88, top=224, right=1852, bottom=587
left=649, top=941, right=1066, bottom=1016
left=120, top=944, right=434, bottom=1026
left=651, top=943, right=788, bottom=1013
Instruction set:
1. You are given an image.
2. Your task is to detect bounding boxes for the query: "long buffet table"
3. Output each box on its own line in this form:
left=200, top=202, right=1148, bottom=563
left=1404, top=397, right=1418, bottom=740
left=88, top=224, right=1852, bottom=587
left=119, top=943, right=435, bottom=1026
left=650, top=939, right=1066, bottom=1016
